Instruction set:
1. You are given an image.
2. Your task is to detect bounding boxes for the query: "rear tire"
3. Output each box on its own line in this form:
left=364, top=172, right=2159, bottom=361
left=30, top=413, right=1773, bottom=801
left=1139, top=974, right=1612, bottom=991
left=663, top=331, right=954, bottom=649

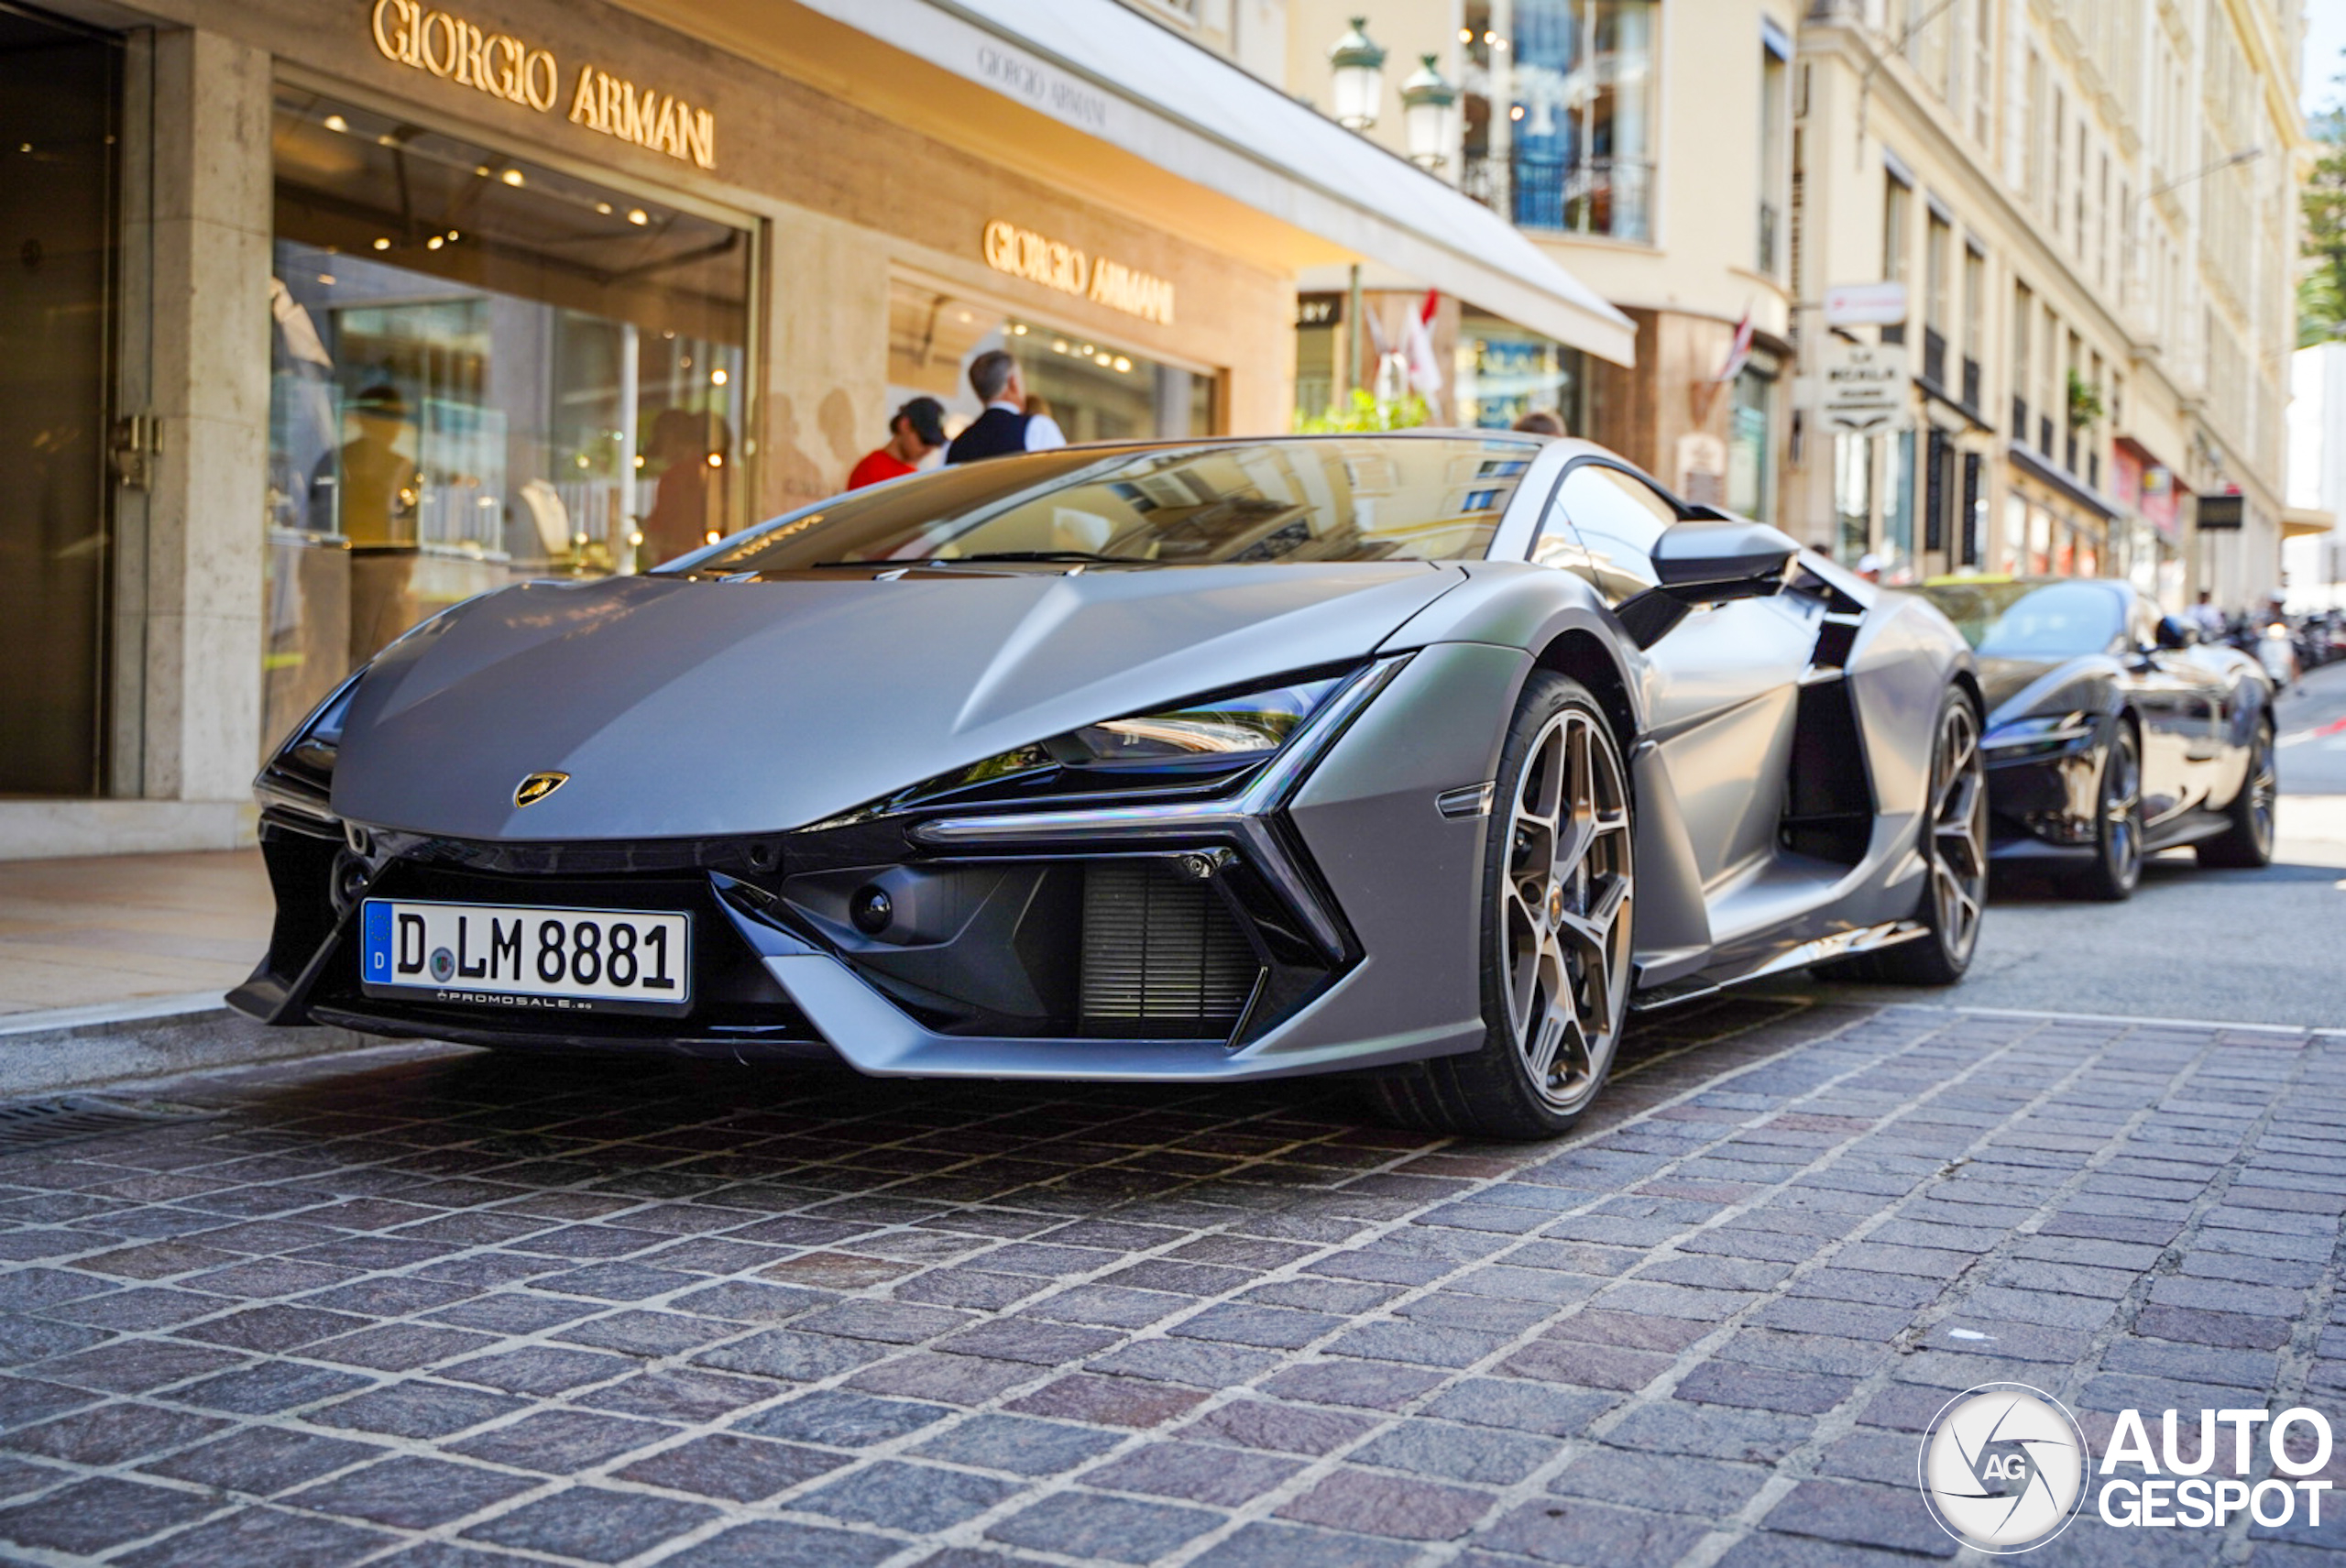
left=1824, top=687, right=1987, bottom=985
left=1364, top=673, right=1636, bottom=1141
left=2197, top=715, right=2275, bottom=869
left=2066, top=719, right=2143, bottom=902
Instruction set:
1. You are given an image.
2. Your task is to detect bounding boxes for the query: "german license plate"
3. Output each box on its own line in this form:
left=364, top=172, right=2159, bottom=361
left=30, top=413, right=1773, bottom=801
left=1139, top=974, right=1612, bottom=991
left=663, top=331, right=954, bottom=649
left=359, top=900, right=691, bottom=1015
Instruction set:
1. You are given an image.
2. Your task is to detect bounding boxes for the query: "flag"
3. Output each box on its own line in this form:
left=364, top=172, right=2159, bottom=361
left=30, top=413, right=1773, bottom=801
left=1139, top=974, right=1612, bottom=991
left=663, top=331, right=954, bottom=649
left=1714, top=305, right=1753, bottom=383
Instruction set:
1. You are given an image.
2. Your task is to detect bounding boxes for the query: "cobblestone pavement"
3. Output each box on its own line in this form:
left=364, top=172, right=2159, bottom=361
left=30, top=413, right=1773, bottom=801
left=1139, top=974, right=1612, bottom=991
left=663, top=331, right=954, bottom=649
left=2, top=1000, right=2344, bottom=1567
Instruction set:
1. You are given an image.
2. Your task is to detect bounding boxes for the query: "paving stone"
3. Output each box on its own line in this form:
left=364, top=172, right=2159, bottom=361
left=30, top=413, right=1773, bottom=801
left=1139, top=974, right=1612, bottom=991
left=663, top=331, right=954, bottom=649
left=661, top=1519, right=898, bottom=1567
left=795, top=1459, right=1017, bottom=1530
left=1255, top=1359, right=1448, bottom=1410
left=1081, top=1440, right=1305, bottom=1505
left=1278, top=1467, right=1494, bottom=1540
left=912, top=1412, right=1124, bottom=1475
left=577, top=1367, right=772, bottom=1422
left=1185, top=1520, right=1423, bottom=1568
left=311, top=1380, right=531, bottom=1440
left=732, top=1389, right=953, bottom=1447
left=141, top=1425, right=386, bottom=1495
left=2, top=1401, right=229, bottom=1465
left=112, top=1505, right=397, bottom=1568
left=1005, top=1372, right=1206, bottom=1427
left=985, top=1490, right=1222, bottom=1563
left=1550, top=1445, right=1770, bottom=1517
left=444, top=1409, right=673, bottom=1471
left=462, top=1486, right=718, bottom=1563
left=280, top=1455, right=541, bottom=1530
left=1350, top=1419, right=1552, bottom=1485
left=1189, top=1397, right=1377, bottom=1454
left=613, top=1432, right=847, bottom=1499
left=0, top=1475, right=220, bottom=1555
left=1762, top=1477, right=1958, bottom=1557
left=1478, top=1496, right=1712, bottom=1563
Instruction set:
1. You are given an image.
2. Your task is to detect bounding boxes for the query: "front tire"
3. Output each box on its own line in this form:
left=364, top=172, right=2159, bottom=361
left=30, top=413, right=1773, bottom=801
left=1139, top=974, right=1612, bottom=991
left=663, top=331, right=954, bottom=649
left=2197, top=715, right=2275, bottom=869
left=1827, top=687, right=1987, bottom=984
left=2066, top=719, right=2143, bottom=902
left=1364, top=673, right=1636, bottom=1140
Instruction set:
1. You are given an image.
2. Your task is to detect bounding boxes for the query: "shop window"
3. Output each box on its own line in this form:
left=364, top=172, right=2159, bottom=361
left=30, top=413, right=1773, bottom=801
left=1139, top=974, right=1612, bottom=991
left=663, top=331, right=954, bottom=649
left=1834, top=433, right=1872, bottom=567
left=887, top=278, right=1213, bottom=450
left=1455, top=311, right=1585, bottom=433
left=264, top=88, right=753, bottom=748
left=1727, top=367, right=1773, bottom=522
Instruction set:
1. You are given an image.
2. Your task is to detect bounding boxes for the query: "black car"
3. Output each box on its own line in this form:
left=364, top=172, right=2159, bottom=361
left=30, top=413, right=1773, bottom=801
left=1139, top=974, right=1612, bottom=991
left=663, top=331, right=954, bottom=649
left=1915, top=576, right=2275, bottom=899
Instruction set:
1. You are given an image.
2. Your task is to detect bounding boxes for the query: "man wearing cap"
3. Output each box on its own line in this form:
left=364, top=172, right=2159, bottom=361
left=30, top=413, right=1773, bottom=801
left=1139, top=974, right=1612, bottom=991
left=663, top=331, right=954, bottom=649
left=848, top=398, right=948, bottom=489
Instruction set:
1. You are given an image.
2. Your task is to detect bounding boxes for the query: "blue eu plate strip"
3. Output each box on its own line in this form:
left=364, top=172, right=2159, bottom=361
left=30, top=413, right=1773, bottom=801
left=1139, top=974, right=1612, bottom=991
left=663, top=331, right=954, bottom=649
left=361, top=901, right=393, bottom=981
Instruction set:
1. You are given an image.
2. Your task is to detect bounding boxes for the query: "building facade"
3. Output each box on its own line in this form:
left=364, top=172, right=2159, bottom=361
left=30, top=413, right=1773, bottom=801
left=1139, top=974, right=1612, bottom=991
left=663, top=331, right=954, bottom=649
left=1266, top=0, right=2307, bottom=609
left=0, top=0, right=1627, bottom=861
left=1786, top=0, right=2304, bottom=607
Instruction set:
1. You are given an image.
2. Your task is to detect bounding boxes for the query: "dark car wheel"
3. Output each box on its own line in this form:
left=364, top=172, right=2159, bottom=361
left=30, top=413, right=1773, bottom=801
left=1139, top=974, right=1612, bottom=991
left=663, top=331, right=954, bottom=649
left=1824, top=688, right=1987, bottom=985
left=2068, top=719, right=2143, bottom=902
left=1365, top=673, right=1635, bottom=1140
left=2198, top=715, right=2276, bottom=869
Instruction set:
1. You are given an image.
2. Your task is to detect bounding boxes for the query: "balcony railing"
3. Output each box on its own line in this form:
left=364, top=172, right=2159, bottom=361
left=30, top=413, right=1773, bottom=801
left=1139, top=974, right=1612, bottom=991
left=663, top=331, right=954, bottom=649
left=1962, top=358, right=1981, bottom=412
left=2039, top=415, right=2055, bottom=456
left=2012, top=396, right=2028, bottom=441
left=1462, top=152, right=1654, bottom=243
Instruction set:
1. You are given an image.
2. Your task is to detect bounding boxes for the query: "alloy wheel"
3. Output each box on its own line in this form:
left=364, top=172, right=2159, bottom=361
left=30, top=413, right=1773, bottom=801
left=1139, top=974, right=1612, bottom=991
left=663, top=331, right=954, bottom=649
left=1501, top=707, right=1635, bottom=1113
left=2245, top=726, right=2277, bottom=856
left=2104, top=727, right=2143, bottom=890
left=1929, top=701, right=1989, bottom=964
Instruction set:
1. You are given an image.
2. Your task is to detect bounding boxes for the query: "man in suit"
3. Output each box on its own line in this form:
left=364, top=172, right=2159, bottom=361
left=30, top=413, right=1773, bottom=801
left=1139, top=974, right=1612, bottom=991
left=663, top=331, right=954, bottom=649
left=944, top=350, right=1068, bottom=464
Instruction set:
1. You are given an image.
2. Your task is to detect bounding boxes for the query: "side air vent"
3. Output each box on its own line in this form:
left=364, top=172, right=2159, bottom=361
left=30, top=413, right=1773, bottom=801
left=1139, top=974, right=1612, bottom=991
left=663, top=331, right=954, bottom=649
left=1780, top=679, right=1876, bottom=865
left=1080, top=861, right=1257, bottom=1034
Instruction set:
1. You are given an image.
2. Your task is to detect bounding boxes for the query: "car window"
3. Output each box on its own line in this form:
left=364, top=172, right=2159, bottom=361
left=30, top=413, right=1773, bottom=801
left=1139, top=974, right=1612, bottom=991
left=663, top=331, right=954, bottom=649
left=1534, top=462, right=1678, bottom=605
left=664, top=437, right=1540, bottom=574
left=1919, top=580, right=2126, bottom=657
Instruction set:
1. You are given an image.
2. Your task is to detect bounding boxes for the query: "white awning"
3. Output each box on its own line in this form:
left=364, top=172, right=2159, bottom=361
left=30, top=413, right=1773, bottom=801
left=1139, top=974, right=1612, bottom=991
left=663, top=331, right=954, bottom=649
left=786, top=0, right=1637, bottom=367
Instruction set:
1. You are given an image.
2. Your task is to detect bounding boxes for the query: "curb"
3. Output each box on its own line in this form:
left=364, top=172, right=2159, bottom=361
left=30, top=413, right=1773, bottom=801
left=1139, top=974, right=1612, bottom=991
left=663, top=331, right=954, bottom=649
left=0, top=992, right=383, bottom=1098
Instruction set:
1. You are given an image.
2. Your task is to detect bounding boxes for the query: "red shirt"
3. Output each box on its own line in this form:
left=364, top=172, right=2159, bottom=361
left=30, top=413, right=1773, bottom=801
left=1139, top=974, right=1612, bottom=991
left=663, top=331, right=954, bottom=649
left=848, top=449, right=915, bottom=489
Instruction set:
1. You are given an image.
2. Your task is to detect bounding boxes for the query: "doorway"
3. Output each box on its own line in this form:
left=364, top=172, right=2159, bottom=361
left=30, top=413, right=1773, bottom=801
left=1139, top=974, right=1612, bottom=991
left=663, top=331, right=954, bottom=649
left=0, top=4, right=119, bottom=795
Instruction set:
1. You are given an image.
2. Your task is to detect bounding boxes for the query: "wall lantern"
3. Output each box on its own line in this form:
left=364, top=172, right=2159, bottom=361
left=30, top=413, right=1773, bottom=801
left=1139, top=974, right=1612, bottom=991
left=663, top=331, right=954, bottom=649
left=1328, top=16, right=1387, bottom=131
left=1400, top=53, right=1458, bottom=169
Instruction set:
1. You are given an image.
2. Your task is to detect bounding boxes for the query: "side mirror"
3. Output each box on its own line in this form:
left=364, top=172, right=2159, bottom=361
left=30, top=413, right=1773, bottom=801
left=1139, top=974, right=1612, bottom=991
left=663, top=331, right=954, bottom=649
left=1651, top=518, right=1800, bottom=603
left=2154, top=615, right=2193, bottom=650
left=1615, top=519, right=1802, bottom=650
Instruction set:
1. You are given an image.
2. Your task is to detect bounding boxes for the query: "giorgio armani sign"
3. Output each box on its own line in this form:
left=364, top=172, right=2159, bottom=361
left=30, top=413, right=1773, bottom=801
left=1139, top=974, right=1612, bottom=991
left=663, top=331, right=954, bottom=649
left=368, top=0, right=718, bottom=170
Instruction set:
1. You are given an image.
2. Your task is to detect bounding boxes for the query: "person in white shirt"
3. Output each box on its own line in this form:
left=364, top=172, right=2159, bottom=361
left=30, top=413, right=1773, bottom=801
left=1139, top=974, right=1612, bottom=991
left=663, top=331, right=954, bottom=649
left=944, top=350, right=1068, bottom=464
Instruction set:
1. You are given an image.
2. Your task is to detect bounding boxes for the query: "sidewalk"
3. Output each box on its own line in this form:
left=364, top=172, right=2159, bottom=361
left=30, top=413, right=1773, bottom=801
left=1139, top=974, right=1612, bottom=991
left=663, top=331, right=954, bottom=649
left=0, top=850, right=370, bottom=1094
left=0, top=850, right=269, bottom=1017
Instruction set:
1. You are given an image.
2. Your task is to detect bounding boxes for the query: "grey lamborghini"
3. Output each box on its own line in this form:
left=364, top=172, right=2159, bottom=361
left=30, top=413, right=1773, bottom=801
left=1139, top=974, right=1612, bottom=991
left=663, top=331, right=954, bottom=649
left=235, top=433, right=1986, bottom=1139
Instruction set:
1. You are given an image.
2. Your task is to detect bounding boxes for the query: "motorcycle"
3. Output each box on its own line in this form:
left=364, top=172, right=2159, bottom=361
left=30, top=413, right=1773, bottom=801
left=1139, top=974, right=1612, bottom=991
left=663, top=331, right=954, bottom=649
left=2258, top=619, right=2300, bottom=693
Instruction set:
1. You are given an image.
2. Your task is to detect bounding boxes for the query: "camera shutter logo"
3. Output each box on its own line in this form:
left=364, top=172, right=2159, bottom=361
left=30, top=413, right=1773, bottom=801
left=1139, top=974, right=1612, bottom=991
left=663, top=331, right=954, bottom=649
left=513, top=771, right=569, bottom=807
left=1917, top=1383, right=2090, bottom=1552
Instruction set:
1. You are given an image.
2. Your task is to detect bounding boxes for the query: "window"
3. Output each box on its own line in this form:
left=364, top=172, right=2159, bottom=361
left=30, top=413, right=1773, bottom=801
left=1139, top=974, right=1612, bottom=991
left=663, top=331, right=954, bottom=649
left=2049, top=86, right=2066, bottom=229
left=1971, top=0, right=1995, bottom=147
left=2010, top=280, right=2033, bottom=438
left=1503, top=0, right=1660, bottom=241
left=1835, top=434, right=1873, bottom=566
left=888, top=280, right=1212, bottom=446
left=1924, top=208, right=1951, bottom=384
left=1961, top=242, right=1986, bottom=409
left=2023, top=50, right=2043, bottom=200
left=1728, top=367, right=1774, bottom=522
left=1760, top=40, right=1789, bottom=276
left=1541, top=462, right=1679, bottom=604
left=265, top=88, right=753, bottom=748
left=1883, top=170, right=1912, bottom=343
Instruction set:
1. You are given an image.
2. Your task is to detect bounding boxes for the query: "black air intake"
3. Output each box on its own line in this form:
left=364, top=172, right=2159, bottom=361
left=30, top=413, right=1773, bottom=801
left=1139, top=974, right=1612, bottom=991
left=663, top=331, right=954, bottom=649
left=1079, top=861, right=1257, bottom=1032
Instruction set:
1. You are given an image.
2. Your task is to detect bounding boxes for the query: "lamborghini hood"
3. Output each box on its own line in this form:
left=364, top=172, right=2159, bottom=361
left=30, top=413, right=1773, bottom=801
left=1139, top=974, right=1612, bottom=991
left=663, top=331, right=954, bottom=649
left=330, top=565, right=1461, bottom=840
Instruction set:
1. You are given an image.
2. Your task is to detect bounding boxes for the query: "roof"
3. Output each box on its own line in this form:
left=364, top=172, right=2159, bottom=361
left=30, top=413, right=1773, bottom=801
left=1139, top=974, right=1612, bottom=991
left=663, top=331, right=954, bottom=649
left=786, top=0, right=1638, bottom=367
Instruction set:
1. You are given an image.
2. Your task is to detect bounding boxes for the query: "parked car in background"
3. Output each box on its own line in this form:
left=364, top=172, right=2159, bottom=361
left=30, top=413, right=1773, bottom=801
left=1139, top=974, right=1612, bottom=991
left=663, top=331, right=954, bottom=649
left=1916, top=576, right=2275, bottom=900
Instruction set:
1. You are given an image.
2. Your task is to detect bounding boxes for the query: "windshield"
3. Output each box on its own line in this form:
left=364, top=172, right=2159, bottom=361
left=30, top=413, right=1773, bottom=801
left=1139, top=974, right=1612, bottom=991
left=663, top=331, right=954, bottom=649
left=663, top=437, right=1540, bottom=575
left=1920, top=580, right=2127, bottom=657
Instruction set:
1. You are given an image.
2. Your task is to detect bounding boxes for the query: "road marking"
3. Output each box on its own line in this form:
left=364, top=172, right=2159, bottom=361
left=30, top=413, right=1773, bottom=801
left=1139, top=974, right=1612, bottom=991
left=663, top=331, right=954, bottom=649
left=2280, top=715, right=2346, bottom=747
left=1848, top=1001, right=2328, bottom=1035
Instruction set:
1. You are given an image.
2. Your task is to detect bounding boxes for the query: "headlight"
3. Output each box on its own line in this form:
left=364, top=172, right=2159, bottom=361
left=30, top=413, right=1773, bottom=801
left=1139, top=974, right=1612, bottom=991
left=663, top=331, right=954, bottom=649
left=1982, top=712, right=2093, bottom=753
left=254, top=671, right=366, bottom=818
left=816, top=671, right=1353, bottom=826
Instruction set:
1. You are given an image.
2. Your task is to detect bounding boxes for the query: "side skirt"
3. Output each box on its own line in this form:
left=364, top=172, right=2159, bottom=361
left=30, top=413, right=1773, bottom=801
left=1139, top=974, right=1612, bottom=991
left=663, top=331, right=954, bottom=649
left=1628, top=919, right=1927, bottom=1012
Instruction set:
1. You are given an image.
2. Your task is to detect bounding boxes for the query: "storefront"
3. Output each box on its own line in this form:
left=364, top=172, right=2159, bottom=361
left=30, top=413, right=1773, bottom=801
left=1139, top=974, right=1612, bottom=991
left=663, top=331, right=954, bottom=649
left=0, top=0, right=1627, bottom=859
